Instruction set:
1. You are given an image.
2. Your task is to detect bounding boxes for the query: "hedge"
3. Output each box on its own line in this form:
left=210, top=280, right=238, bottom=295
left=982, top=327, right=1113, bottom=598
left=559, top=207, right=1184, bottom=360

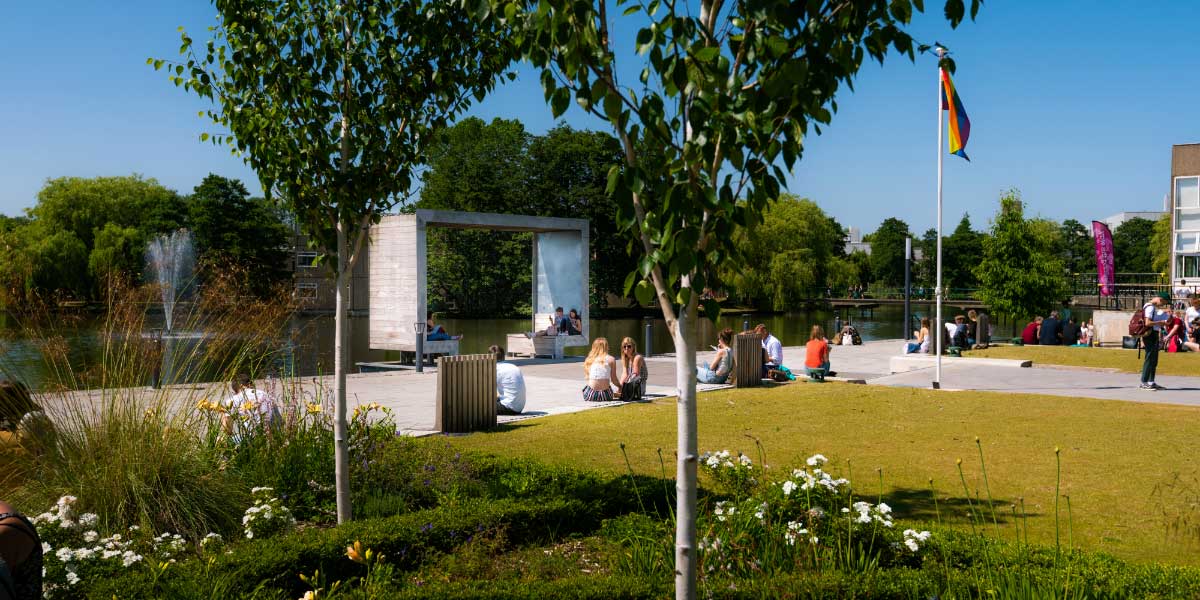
left=86, top=496, right=601, bottom=599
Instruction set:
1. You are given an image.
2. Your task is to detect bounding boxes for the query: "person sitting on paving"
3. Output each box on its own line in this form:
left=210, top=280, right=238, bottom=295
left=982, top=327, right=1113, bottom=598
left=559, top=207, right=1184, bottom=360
left=697, top=328, right=734, bottom=384
left=222, top=374, right=282, bottom=442
left=968, top=309, right=990, bottom=348
left=1039, top=311, right=1063, bottom=346
left=755, top=324, right=783, bottom=378
left=804, top=325, right=831, bottom=381
left=1021, top=316, right=1042, bottom=345
left=489, top=345, right=526, bottom=415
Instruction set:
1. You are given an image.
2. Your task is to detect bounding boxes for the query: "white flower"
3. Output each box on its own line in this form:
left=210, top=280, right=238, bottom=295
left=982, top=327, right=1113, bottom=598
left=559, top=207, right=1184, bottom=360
left=79, top=513, right=98, bottom=528
left=83, top=531, right=98, bottom=543
left=806, top=454, right=828, bottom=467
left=121, top=551, right=143, bottom=567
left=55, top=547, right=74, bottom=563
left=41, top=542, right=51, bottom=554
left=809, top=536, right=819, bottom=545
left=783, top=521, right=808, bottom=546
left=65, top=571, right=80, bottom=585
left=781, top=480, right=796, bottom=496
left=102, top=550, right=121, bottom=559
left=72, top=548, right=96, bottom=561
left=754, top=503, right=767, bottom=521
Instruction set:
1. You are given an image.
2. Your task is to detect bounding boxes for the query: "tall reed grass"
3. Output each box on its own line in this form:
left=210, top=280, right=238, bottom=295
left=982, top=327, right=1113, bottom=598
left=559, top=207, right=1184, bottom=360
left=0, top=270, right=302, bottom=538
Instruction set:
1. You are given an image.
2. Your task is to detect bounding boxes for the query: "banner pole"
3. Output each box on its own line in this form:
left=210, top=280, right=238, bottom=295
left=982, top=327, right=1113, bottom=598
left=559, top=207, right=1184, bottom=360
left=934, top=48, right=945, bottom=389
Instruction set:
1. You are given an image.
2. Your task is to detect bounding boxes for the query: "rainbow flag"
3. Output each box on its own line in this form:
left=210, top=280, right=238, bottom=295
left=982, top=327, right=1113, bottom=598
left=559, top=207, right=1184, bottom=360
left=940, top=70, right=971, bottom=161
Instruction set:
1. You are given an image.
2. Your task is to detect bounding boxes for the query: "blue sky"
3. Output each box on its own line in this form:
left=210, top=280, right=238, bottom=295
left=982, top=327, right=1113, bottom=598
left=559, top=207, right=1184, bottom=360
left=2, top=1, right=1198, bottom=234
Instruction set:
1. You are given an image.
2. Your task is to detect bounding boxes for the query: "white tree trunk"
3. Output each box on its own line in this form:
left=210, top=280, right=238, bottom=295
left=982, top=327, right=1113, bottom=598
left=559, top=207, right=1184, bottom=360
left=673, top=292, right=698, bottom=600
left=333, top=218, right=352, bottom=523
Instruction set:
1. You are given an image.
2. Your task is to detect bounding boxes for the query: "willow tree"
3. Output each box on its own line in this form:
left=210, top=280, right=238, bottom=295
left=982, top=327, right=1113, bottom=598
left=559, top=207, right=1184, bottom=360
left=474, top=0, right=978, bottom=595
left=157, top=0, right=513, bottom=522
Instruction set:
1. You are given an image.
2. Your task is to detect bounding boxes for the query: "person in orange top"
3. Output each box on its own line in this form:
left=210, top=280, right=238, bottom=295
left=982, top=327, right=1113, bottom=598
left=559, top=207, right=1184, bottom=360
left=804, top=325, right=831, bottom=380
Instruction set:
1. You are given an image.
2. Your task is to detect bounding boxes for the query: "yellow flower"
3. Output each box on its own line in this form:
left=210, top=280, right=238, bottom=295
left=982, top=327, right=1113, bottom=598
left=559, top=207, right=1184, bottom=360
left=306, top=402, right=322, bottom=415
left=346, top=540, right=366, bottom=564
left=300, top=591, right=317, bottom=600
left=241, top=401, right=255, bottom=413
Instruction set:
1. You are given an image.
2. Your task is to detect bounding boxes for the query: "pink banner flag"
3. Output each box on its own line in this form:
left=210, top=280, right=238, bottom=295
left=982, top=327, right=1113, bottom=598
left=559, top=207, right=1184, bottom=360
left=1092, top=221, right=1115, bottom=297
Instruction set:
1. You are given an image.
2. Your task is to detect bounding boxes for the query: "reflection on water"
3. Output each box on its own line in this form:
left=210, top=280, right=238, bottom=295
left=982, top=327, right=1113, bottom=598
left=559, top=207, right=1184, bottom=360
left=3, top=304, right=1007, bottom=389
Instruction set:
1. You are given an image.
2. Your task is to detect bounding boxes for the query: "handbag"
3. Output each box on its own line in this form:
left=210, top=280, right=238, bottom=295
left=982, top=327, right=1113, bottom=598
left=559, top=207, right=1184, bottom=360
left=620, top=374, right=643, bottom=402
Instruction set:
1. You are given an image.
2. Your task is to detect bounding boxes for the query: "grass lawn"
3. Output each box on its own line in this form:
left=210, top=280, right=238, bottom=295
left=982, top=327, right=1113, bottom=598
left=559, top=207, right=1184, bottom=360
left=966, top=345, right=1200, bottom=376
left=452, top=383, right=1200, bottom=566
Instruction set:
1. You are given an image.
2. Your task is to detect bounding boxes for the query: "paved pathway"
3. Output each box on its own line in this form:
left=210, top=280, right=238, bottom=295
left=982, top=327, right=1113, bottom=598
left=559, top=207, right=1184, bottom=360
left=823, top=340, right=1200, bottom=407
left=42, top=340, right=1200, bottom=437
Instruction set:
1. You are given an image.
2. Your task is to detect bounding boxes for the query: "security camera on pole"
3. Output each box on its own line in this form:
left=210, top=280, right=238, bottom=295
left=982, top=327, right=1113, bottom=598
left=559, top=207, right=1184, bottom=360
left=931, top=45, right=972, bottom=389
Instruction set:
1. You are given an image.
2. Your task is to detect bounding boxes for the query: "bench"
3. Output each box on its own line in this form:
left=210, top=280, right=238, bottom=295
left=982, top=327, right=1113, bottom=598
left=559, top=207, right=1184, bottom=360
left=435, top=354, right=496, bottom=433
left=505, top=333, right=587, bottom=359
left=395, top=339, right=460, bottom=366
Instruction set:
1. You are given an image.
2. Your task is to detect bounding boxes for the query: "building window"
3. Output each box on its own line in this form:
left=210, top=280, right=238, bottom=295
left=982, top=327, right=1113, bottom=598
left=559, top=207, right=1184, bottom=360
left=296, top=282, right=319, bottom=299
left=297, top=251, right=320, bottom=268
left=1176, top=177, right=1199, bottom=209
left=1178, top=255, right=1200, bottom=279
left=1177, top=233, right=1199, bottom=253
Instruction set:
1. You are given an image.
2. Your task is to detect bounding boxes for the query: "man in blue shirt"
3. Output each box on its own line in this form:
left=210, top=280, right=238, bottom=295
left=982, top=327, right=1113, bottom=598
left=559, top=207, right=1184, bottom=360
left=1039, top=310, right=1062, bottom=346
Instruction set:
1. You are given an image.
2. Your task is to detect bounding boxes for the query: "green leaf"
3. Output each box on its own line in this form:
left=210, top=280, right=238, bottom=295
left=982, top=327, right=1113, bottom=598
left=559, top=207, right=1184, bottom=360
left=693, top=46, right=719, bottom=62
left=634, top=280, right=654, bottom=306
left=550, top=87, right=571, bottom=117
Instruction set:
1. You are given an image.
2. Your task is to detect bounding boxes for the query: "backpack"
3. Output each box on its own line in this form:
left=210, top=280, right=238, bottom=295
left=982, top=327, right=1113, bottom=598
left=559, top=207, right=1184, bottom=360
left=1129, top=307, right=1151, bottom=337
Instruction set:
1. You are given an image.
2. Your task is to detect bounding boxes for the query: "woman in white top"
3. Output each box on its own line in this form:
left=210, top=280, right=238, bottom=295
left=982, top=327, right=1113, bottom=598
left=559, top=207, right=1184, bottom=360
left=581, top=337, right=617, bottom=402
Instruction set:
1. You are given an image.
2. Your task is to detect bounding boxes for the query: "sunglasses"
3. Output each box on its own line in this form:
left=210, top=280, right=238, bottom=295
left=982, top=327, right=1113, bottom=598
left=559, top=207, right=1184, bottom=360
left=622, top=344, right=633, bottom=348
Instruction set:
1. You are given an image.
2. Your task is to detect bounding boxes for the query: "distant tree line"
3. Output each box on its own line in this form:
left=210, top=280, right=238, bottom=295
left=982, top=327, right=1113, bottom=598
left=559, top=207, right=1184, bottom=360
left=0, top=174, right=290, bottom=303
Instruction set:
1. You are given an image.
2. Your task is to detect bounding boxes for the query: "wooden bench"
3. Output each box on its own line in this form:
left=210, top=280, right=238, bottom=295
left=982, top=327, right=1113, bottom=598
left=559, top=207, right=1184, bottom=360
left=395, top=339, right=460, bottom=365
left=732, top=332, right=764, bottom=388
left=435, top=354, right=496, bottom=433
left=505, top=333, right=587, bottom=359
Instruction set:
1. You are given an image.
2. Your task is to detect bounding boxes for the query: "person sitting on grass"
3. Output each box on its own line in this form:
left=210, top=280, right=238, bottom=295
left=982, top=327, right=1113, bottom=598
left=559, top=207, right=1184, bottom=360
left=951, top=315, right=969, bottom=348
left=755, top=324, right=783, bottom=378
left=490, top=345, right=525, bottom=415
left=581, top=337, right=617, bottom=403
left=1165, top=310, right=1199, bottom=353
left=1062, top=316, right=1083, bottom=347
left=1021, top=316, right=1042, bottom=345
left=698, top=328, right=734, bottom=384
left=1186, top=294, right=1200, bottom=345
left=615, top=337, right=648, bottom=401
left=426, top=311, right=462, bottom=341
left=222, top=374, right=281, bottom=442
left=804, top=325, right=831, bottom=381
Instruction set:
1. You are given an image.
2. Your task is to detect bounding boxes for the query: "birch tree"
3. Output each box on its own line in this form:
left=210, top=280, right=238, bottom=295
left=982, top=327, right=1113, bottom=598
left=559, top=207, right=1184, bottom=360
left=473, top=0, right=978, bottom=596
left=157, top=0, right=513, bottom=522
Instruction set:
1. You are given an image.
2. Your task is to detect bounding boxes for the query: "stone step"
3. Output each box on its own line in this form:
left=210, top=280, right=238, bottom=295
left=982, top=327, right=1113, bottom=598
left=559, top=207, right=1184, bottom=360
left=889, top=354, right=1031, bottom=374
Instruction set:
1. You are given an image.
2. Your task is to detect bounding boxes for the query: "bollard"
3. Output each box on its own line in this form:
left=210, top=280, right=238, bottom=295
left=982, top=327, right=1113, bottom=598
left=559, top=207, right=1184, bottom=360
left=834, top=312, right=842, bottom=337
left=414, top=321, right=426, bottom=373
left=742, top=313, right=751, bottom=332
left=644, top=317, right=653, bottom=357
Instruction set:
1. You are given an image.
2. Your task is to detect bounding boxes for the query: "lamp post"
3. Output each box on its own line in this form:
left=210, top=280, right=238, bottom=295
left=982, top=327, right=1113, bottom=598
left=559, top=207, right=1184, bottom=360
left=414, top=321, right=426, bottom=373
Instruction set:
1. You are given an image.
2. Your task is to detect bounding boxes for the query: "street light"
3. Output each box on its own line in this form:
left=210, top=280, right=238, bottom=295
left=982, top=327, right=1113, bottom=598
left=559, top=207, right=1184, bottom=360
left=414, top=321, right=427, bottom=373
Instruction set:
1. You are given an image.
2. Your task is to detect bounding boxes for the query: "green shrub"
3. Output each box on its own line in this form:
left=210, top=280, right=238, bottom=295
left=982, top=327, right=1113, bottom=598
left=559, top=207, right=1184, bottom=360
left=85, top=497, right=602, bottom=599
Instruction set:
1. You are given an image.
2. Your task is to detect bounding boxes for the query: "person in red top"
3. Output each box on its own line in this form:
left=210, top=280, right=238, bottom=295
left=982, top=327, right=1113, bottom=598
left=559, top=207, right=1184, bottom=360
left=804, top=325, right=831, bottom=381
left=1021, top=316, right=1042, bottom=345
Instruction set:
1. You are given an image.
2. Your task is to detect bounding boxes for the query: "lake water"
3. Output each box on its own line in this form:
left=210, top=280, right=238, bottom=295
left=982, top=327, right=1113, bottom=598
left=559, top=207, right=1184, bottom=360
left=1, top=304, right=975, bottom=389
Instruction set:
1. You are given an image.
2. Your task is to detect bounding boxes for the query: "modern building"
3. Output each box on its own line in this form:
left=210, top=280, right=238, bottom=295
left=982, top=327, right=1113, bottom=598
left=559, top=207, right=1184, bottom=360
left=1100, top=210, right=1166, bottom=231
left=844, top=226, right=871, bottom=255
left=1171, top=144, right=1200, bottom=285
left=293, top=232, right=370, bottom=314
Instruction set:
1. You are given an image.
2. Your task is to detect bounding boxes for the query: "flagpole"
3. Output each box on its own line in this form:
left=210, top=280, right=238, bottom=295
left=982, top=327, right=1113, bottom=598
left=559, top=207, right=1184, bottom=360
left=934, top=47, right=945, bottom=390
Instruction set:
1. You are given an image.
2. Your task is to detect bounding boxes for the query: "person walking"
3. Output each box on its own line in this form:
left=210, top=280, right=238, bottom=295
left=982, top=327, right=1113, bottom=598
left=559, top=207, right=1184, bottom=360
left=1140, top=292, right=1172, bottom=391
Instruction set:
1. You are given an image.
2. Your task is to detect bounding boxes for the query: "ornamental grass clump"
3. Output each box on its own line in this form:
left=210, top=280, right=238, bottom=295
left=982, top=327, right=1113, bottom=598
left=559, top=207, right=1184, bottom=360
left=0, top=271, right=297, bottom=539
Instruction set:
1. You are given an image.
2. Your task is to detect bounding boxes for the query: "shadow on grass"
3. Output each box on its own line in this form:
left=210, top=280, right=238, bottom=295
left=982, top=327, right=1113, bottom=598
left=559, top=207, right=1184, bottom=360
left=886, top=486, right=1039, bottom=525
